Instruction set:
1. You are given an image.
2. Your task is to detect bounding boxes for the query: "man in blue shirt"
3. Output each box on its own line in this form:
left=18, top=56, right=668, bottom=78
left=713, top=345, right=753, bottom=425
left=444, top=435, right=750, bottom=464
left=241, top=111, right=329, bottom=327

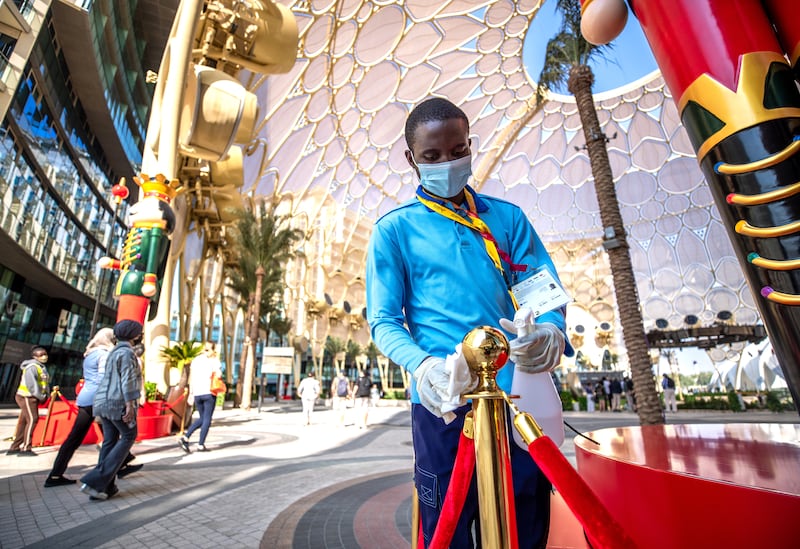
left=366, top=97, right=571, bottom=548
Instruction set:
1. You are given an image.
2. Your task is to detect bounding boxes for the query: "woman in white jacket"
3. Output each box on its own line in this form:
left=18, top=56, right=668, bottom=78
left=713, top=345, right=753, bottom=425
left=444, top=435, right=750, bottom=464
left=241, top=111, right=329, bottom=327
left=179, top=342, right=222, bottom=452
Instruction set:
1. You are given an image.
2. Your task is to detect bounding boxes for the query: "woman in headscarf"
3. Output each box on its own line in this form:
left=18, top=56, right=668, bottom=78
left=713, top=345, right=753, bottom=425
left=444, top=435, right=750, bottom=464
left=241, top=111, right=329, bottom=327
left=44, top=328, right=115, bottom=487
left=80, top=320, right=143, bottom=500
left=44, top=326, right=142, bottom=487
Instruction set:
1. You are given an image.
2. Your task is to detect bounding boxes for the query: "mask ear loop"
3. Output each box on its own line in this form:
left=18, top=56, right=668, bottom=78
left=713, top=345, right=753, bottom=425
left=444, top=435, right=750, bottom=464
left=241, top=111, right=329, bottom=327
left=409, top=150, right=420, bottom=171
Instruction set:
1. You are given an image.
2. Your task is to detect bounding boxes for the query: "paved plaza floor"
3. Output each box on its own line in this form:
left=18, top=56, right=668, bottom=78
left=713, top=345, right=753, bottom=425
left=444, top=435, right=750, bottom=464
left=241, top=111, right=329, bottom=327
left=1, top=401, right=797, bottom=548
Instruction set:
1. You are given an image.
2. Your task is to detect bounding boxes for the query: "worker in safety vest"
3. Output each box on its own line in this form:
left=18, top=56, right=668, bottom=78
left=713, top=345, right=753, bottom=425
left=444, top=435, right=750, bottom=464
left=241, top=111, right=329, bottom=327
left=7, top=346, right=50, bottom=456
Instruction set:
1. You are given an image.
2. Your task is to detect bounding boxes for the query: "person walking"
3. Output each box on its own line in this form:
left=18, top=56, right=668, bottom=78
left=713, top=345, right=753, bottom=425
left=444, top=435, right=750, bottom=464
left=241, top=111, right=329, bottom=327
left=353, top=369, right=372, bottom=429
left=331, top=371, right=351, bottom=427
left=297, top=371, right=321, bottom=426
left=366, top=97, right=571, bottom=548
left=45, top=329, right=142, bottom=487
left=623, top=375, right=636, bottom=412
left=662, top=373, right=677, bottom=413
left=602, top=376, right=612, bottom=411
left=179, top=342, right=222, bottom=453
left=79, top=320, right=143, bottom=500
left=45, top=329, right=113, bottom=486
left=7, top=346, right=50, bottom=456
left=594, top=380, right=606, bottom=412
left=370, top=383, right=381, bottom=407
left=610, top=377, right=623, bottom=412
left=585, top=384, right=595, bottom=412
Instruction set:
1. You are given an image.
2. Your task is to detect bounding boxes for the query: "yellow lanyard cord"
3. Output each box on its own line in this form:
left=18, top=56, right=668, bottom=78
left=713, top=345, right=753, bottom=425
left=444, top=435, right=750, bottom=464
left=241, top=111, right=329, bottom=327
left=416, top=187, right=525, bottom=309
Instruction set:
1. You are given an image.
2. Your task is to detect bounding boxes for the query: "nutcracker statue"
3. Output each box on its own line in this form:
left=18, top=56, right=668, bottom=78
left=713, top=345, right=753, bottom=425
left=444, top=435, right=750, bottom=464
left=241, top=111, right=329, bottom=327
left=580, top=0, right=800, bottom=407
left=99, top=173, right=185, bottom=324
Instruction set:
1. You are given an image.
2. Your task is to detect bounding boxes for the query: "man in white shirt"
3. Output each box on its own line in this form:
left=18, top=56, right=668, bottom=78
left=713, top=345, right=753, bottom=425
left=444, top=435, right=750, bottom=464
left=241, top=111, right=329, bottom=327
left=297, top=371, right=320, bottom=426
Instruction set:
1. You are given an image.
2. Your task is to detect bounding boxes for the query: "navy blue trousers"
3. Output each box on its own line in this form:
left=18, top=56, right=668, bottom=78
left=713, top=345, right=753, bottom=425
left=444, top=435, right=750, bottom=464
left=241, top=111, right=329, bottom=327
left=412, top=403, right=551, bottom=549
left=184, top=394, right=216, bottom=445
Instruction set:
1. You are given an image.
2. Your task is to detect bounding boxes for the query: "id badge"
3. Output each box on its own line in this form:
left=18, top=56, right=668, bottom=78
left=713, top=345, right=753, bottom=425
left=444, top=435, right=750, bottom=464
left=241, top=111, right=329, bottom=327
left=511, top=268, right=571, bottom=317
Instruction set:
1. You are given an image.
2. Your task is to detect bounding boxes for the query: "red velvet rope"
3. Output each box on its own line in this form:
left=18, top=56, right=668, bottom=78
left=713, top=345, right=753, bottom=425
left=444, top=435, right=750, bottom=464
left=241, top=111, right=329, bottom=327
left=427, top=430, right=476, bottom=549
left=163, top=392, right=186, bottom=410
left=527, top=436, right=638, bottom=549
left=57, top=392, right=79, bottom=412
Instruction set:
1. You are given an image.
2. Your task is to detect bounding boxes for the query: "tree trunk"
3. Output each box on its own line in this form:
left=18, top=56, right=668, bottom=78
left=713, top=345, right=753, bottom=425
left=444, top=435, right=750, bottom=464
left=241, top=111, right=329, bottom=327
left=177, top=361, right=191, bottom=394
left=235, top=295, right=254, bottom=408
left=241, top=266, right=265, bottom=409
left=568, top=64, right=663, bottom=425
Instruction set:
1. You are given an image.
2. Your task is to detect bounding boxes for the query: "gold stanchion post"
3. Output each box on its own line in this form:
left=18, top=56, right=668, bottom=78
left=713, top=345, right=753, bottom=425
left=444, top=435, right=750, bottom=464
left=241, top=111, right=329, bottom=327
left=462, top=326, right=517, bottom=549
left=39, top=386, right=60, bottom=447
left=179, top=387, right=189, bottom=436
left=411, top=485, right=420, bottom=549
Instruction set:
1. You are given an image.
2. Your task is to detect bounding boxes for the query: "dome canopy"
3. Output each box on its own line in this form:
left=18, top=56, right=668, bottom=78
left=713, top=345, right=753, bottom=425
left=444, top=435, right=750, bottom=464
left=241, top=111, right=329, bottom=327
left=184, top=0, right=759, bottom=355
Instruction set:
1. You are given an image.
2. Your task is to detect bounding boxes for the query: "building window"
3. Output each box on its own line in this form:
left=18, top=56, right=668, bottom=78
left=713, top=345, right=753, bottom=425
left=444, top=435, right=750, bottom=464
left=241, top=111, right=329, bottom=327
left=0, top=33, right=17, bottom=73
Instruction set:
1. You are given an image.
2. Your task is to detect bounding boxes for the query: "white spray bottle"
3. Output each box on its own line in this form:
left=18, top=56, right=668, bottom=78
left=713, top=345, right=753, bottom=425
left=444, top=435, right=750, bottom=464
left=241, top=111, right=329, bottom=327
left=510, top=309, right=565, bottom=448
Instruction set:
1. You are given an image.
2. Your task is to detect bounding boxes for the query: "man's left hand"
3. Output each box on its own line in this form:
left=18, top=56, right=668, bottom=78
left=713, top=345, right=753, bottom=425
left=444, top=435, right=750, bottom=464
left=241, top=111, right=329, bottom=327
left=499, top=309, right=566, bottom=373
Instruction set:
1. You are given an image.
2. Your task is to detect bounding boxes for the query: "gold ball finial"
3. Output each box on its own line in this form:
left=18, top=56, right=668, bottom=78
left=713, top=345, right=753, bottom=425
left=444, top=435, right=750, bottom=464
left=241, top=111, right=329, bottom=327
left=462, top=326, right=509, bottom=391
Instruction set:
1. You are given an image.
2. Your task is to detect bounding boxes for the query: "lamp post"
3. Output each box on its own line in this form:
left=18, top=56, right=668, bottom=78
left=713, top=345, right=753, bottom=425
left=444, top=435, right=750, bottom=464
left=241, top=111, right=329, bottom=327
left=90, top=179, right=129, bottom=337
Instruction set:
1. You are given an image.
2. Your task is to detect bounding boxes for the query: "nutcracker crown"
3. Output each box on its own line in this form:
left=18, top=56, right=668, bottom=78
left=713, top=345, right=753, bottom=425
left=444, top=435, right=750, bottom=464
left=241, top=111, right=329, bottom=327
left=133, top=173, right=185, bottom=202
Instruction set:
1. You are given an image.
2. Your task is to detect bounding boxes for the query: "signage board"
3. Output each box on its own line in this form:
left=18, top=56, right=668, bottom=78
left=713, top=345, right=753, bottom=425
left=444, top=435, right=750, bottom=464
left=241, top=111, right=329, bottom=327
left=261, top=346, right=294, bottom=374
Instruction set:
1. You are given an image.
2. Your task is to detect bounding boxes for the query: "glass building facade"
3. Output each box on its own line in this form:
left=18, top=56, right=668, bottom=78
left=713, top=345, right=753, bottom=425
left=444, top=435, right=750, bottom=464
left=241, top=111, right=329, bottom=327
left=0, top=1, right=176, bottom=402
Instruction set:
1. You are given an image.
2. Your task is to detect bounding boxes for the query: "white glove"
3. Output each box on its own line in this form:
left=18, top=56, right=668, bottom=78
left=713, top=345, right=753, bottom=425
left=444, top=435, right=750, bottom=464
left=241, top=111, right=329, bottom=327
left=499, top=307, right=566, bottom=374
left=413, top=344, right=476, bottom=423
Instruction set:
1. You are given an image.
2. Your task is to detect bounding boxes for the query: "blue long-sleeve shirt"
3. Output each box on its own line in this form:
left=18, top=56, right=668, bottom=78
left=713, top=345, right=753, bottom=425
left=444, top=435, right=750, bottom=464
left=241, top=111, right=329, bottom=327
left=366, top=187, right=570, bottom=403
left=76, top=348, right=109, bottom=407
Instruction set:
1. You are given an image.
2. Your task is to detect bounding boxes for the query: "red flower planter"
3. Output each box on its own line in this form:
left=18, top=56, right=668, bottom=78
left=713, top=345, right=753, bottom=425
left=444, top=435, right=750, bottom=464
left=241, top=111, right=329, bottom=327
left=136, top=401, right=172, bottom=441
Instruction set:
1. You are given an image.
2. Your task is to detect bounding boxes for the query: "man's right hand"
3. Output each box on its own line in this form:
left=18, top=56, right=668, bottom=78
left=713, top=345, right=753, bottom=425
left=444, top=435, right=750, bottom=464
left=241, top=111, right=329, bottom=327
left=413, top=344, right=476, bottom=423
left=122, top=401, right=137, bottom=424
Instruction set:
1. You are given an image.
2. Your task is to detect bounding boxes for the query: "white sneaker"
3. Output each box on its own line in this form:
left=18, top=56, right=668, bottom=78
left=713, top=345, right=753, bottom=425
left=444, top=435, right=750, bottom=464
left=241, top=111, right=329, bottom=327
left=80, top=483, right=107, bottom=500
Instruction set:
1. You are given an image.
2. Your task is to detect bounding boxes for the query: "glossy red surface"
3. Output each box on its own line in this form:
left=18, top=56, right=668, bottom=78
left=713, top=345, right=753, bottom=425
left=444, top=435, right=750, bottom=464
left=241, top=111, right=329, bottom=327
left=575, top=423, right=800, bottom=548
left=765, top=0, right=800, bottom=65
left=33, top=401, right=100, bottom=446
left=632, top=0, right=784, bottom=97
left=33, top=400, right=173, bottom=446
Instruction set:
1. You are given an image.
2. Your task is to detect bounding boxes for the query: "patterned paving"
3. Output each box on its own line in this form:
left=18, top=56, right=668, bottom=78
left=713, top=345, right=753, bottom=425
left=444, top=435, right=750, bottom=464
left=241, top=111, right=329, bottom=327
left=3, top=404, right=797, bottom=548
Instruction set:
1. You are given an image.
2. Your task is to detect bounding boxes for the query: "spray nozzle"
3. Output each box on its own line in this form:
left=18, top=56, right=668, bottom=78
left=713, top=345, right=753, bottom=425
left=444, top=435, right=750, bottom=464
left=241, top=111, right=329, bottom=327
left=513, top=307, right=535, bottom=337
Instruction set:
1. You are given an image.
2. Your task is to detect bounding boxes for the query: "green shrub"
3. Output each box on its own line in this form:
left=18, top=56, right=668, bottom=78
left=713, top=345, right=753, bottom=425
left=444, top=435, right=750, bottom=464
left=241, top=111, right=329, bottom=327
left=144, top=381, right=159, bottom=401
left=765, top=391, right=784, bottom=412
left=559, top=390, right=574, bottom=411
left=681, top=393, right=732, bottom=410
left=383, top=389, right=408, bottom=400
left=727, top=390, right=744, bottom=412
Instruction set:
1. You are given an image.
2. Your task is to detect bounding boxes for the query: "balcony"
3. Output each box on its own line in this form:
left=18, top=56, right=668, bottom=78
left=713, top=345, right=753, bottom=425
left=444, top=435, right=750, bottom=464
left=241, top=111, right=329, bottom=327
left=0, top=0, right=31, bottom=33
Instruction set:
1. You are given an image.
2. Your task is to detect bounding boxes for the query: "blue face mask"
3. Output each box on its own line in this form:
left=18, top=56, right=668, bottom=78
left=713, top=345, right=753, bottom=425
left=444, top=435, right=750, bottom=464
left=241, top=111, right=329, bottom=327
left=413, top=154, right=473, bottom=198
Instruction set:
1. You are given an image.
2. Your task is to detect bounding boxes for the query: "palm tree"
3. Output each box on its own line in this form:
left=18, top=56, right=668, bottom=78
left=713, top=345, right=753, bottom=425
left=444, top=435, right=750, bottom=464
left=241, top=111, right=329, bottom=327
left=226, top=198, right=304, bottom=408
left=346, top=340, right=362, bottom=370
left=159, top=340, right=203, bottom=393
left=536, top=0, right=662, bottom=424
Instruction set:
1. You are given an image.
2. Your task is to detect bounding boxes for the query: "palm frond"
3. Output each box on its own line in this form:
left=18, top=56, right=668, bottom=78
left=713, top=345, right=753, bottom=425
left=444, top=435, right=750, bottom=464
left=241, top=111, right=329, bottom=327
left=325, top=336, right=347, bottom=355
left=223, top=200, right=304, bottom=346
left=159, top=340, right=203, bottom=369
left=536, top=0, right=614, bottom=97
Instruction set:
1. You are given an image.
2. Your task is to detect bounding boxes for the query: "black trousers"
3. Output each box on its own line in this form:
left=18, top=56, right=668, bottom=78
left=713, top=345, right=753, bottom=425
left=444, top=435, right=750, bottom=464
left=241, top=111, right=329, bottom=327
left=49, top=405, right=95, bottom=477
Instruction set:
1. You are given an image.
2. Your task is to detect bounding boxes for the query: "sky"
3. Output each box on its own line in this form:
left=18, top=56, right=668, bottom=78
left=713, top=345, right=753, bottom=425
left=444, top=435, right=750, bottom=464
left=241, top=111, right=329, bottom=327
left=522, top=2, right=658, bottom=95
